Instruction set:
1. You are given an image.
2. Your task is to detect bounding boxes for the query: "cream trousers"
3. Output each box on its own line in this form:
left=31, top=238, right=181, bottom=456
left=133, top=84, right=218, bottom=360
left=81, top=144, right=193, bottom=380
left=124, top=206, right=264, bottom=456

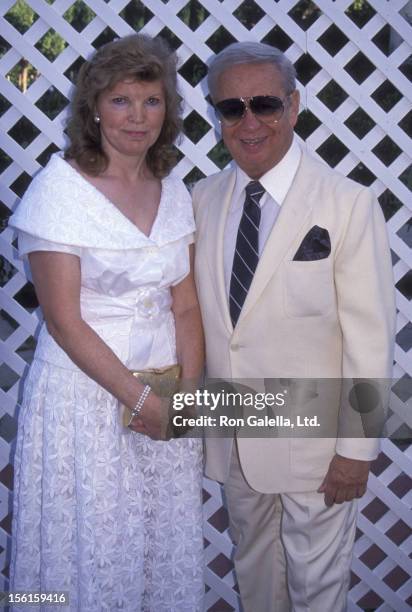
left=225, top=445, right=357, bottom=612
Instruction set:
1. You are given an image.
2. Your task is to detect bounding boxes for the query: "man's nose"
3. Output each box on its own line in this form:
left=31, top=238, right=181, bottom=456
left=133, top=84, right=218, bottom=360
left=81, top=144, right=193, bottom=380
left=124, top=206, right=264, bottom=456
left=241, top=105, right=262, bottom=129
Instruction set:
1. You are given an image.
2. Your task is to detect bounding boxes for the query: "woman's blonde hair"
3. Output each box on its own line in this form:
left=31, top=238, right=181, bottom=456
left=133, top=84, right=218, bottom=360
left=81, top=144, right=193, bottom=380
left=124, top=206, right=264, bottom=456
left=65, top=34, right=181, bottom=178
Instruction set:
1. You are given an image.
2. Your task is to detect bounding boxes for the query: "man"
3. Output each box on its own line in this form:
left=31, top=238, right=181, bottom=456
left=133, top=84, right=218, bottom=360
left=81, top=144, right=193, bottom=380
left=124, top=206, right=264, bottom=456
left=193, top=42, right=395, bottom=612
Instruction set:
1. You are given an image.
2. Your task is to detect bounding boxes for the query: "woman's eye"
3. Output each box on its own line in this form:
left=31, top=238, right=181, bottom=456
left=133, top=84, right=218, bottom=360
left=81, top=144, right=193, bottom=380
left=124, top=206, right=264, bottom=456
left=112, top=97, right=127, bottom=104
left=146, top=97, right=161, bottom=106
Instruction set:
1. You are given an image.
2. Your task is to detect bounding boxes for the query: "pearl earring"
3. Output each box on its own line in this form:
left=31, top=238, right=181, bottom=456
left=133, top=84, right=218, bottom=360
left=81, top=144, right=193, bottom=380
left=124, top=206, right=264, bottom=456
left=94, top=115, right=100, bottom=124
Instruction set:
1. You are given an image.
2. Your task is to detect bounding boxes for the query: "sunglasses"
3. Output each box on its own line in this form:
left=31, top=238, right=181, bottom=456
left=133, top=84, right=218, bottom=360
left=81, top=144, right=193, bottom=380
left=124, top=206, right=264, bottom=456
left=214, top=95, right=288, bottom=127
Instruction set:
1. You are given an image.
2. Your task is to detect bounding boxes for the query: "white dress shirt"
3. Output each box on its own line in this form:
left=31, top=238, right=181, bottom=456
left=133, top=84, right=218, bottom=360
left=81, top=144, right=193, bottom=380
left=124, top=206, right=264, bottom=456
left=224, top=138, right=302, bottom=295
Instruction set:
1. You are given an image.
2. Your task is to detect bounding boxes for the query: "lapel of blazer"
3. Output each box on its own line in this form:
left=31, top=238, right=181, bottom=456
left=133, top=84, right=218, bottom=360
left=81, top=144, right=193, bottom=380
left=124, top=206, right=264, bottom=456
left=235, top=151, right=316, bottom=328
left=205, top=169, right=236, bottom=334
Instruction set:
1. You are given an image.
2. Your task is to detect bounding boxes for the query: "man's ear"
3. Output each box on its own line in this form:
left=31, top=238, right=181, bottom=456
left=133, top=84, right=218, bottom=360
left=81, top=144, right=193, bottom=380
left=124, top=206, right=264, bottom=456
left=287, top=89, right=300, bottom=128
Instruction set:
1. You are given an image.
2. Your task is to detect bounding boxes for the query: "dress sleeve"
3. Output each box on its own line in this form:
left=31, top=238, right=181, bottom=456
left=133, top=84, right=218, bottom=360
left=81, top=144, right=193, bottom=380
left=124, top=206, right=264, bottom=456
left=180, top=232, right=195, bottom=246
left=18, top=231, right=82, bottom=258
left=169, top=232, right=195, bottom=287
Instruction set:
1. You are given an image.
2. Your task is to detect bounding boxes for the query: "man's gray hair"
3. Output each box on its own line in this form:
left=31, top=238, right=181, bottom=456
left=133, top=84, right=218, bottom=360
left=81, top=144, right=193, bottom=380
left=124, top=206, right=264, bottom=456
left=207, top=42, right=296, bottom=101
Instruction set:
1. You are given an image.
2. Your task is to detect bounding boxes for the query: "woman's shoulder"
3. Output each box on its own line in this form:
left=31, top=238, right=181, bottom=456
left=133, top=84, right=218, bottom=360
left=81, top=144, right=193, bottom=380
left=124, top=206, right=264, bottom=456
left=9, top=154, right=79, bottom=226
left=162, top=171, right=190, bottom=194
left=33, top=152, right=81, bottom=185
left=8, top=154, right=151, bottom=249
left=162, top=172, right=193, bottom=211
left=12, top=153, right=87, bottom=214
left=153, top=172, right=195, bottom=246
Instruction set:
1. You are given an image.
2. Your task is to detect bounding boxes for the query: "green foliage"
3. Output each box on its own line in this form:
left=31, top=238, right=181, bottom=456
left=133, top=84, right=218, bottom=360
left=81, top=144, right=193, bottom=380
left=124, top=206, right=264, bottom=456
left=3, top=1, right=95, bottom=89
left=120, top=0, right=152, bottom=31
left=64, top=1, right=95, bottom=32
left=1, top=0, right=404, bottom=152
left=35, top=29, right=66, bottom=61
left=177, top=0, right=208, bottom=30
left=6, top=0, right=36, bottom=33
left=353, top=0, right=365, bottom=10
left=345, top=0, right=375, bottom=28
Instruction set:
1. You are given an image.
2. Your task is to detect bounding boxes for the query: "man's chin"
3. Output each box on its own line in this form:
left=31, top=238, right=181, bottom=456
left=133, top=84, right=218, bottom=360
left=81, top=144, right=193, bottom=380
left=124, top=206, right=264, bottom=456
left=236, top=159, right=271, bottom=180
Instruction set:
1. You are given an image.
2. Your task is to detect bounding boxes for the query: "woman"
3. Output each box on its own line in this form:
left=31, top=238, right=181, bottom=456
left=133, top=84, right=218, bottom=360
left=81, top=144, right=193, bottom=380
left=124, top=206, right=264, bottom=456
left=9, top=34, right=204, bottom=611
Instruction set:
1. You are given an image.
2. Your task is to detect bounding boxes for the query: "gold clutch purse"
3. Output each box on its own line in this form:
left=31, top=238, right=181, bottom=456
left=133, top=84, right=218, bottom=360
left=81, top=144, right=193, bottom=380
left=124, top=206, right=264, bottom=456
left=122, top=364, right=181, bottom=427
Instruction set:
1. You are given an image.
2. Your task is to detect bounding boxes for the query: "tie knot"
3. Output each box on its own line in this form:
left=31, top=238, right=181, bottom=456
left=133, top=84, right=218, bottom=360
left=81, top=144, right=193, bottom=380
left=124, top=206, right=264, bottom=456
left=245, top=181, right=265, bottom=204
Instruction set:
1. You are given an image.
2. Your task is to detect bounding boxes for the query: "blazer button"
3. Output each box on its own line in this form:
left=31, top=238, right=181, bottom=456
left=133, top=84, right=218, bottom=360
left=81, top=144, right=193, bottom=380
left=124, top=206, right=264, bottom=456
left=231, top=343, right=239, bottom=351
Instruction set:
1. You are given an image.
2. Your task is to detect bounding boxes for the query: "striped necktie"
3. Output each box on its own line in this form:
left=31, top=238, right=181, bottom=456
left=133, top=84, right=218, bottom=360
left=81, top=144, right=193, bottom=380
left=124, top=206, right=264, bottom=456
left=229, top=181, right=265, bottom=327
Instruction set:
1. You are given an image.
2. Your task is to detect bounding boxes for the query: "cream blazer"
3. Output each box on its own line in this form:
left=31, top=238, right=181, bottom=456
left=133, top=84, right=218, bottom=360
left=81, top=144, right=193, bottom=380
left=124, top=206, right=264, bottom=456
left=193, top=150, right=396, bottom=493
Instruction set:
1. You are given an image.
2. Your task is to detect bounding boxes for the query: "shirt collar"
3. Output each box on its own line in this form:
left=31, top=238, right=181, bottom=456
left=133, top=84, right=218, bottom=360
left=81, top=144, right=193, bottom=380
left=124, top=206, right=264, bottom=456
left=233, top=137, right=301, bottom=208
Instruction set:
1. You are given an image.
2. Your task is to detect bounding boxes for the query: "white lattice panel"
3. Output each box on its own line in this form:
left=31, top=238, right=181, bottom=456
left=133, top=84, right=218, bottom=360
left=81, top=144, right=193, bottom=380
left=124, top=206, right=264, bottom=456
left=0, top=1, right=411, bottom=610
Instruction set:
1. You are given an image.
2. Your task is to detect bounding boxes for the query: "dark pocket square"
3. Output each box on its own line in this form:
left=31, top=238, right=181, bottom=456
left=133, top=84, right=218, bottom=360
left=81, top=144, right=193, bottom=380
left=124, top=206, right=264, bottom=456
left=293, top=225, right=331, bottom=261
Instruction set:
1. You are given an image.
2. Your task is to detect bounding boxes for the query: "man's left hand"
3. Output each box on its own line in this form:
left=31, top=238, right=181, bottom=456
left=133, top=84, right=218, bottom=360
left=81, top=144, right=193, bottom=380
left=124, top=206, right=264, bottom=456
left=317, top=454, right=370, bottom=506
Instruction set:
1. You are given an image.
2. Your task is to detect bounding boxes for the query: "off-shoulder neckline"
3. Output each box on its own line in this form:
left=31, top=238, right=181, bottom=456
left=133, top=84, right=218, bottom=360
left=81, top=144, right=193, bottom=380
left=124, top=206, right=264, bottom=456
left=54, top=153, right=170, bottom=243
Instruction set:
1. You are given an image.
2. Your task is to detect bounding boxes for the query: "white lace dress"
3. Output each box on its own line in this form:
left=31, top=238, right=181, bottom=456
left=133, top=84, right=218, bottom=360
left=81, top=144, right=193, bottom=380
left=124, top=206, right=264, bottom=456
left=8, top=154, right=204, bottom=612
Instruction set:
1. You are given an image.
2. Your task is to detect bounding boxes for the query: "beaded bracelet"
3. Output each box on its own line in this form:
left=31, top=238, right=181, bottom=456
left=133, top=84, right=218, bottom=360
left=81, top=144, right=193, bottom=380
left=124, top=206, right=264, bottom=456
left=128, top=384, right=151, bottom=425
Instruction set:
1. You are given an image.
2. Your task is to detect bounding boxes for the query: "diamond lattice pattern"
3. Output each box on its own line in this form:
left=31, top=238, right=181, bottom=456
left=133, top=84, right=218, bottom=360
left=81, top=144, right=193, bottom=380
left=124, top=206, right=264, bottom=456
left=0, top=1, right=411, bottom=609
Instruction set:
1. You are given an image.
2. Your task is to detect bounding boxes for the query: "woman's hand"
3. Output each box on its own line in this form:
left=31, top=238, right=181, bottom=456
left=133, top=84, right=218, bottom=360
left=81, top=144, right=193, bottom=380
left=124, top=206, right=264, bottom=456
left=127, top=416, right=148, bottom=435
left=128, top=393, right=170, bottom=440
